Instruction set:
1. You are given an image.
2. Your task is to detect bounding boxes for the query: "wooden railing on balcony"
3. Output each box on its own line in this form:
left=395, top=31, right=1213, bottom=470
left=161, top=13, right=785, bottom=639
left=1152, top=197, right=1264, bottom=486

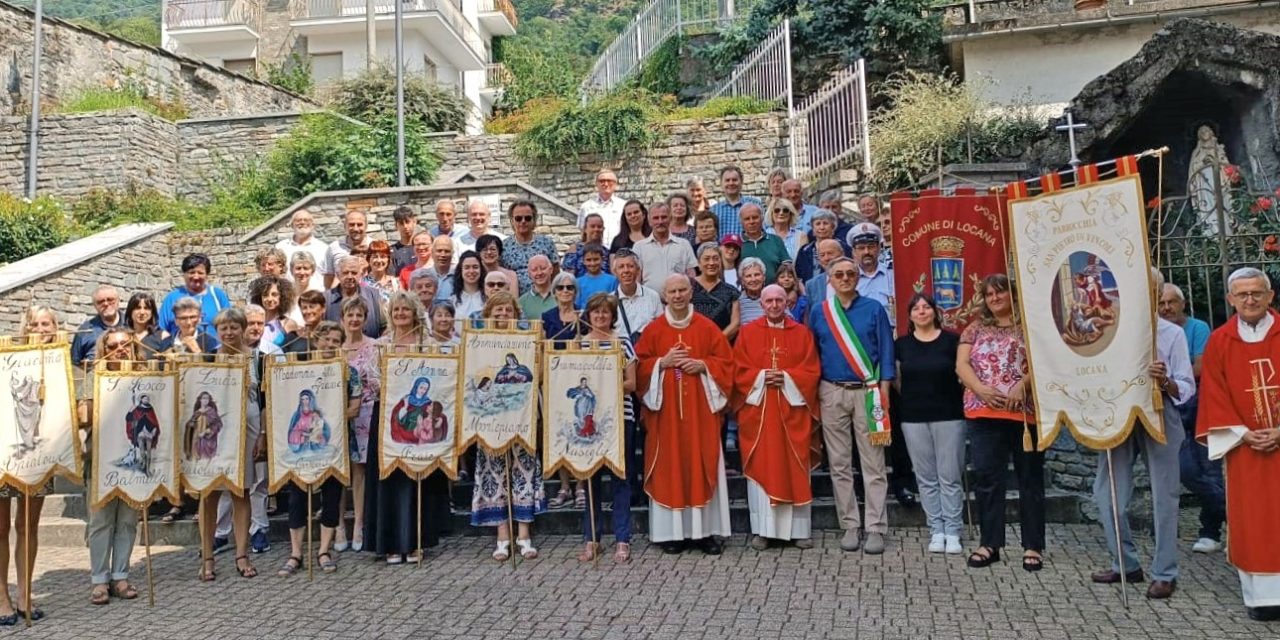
left=478, top=0, right=518, bottom=27
left=165, top=0, right=263, bottom=30
left=295, top=0, right=486, bottom=59
left=485, top=62, right=512, bottom=89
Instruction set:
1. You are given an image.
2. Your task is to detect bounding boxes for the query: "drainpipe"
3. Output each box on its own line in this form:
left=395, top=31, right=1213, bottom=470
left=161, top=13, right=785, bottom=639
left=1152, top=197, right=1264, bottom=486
left=395, top=0, right=405, bottom=186
left=25, top=0, right=42, bottom=200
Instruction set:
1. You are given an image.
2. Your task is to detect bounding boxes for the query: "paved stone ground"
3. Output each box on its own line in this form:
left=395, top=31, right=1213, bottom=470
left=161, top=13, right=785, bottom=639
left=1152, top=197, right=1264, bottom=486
left=4, top=524, right=1275, bottom=640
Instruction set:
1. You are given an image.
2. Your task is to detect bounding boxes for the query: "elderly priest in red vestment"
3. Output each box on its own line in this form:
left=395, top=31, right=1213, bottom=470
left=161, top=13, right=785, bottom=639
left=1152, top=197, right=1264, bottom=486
left=636, top=273, right=736, bottom=555
left=733, top=284, right=821, bottom=550
left=1197, top=267, right=1280, bottom=622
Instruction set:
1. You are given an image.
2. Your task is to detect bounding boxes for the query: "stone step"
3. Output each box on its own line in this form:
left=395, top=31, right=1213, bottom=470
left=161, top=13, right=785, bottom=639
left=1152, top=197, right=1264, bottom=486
left=35, top=490, right=1084, bottom=547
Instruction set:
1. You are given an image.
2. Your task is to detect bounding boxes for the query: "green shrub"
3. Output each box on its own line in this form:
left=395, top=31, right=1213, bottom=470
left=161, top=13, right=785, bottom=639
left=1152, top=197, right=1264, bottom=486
left=0, top=195, right=73, bottom=264
left=267, top=114, right=443, bottom=202
left=485, top=96, right=570, bottom=135
left=55, top=87, right=189, bottom=121
left=70, top=183, right=270, bottom=233
left=328, top=66, right=470, bottom=133
left=630, top=36, right=683, bottom=97
left=264, top=52, right=314, bottom=96
left=664, top=96, right=778, bottom=121
left=514, top=90, right=663, bottom=163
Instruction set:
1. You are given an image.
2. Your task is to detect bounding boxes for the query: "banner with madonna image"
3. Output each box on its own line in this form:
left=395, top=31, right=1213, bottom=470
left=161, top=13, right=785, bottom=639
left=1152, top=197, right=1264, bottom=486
left=91, top=362, right=180, bottom=509
left=379, top=350, right=461, bottom=480
left=458, top=325, right=539, bottom=455
left=0, top=336, right=81, bottom=492
left=178, top=358, right=249, bottom=496
left=542, top=342, right=626, bottom=480
left=1006, top=158, right=1162, bottom=451
left=890, top=188, right=1010, bottom=334
left=264, top=356, right=350, bottom=492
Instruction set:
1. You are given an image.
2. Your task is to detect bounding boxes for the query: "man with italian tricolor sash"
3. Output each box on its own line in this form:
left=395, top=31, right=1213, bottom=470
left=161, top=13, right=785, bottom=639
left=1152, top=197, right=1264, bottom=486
left=806, top=256, right=895, bottom=555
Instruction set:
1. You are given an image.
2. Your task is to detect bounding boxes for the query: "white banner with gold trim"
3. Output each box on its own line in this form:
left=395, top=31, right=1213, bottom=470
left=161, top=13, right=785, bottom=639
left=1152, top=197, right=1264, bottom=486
left=542, top=342, right=626, bottom=480
left=0, top=337, right=81, bottom=492
left=1008, top=171, right=1162, bottom=450
left=178, top=359, right=249, bottom=496
left=379, top=350, right=461, bottom=480
left=458, top=325, right=539, bottom=455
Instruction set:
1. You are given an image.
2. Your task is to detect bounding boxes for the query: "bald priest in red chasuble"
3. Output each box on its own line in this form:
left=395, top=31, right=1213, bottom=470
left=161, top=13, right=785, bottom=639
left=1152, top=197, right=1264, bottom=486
left=732, top=285, right=821, bottom=550
left=1196, top=267, right=1280, bottom=622
left=636, top=274, right=735, bottom=555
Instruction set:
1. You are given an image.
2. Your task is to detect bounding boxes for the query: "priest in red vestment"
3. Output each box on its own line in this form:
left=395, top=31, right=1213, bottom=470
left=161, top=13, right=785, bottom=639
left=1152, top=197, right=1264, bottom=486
left=636, top=273, right=735, bottom=555
left=1196, top=267, right=1280, bottom=622
left=732, top=285, right=821, bottom=549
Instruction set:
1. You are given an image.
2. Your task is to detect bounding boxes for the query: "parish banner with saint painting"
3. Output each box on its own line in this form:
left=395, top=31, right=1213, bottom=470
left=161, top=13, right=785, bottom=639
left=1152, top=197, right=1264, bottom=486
left=458, top=325, right=539, bottom=455
left=1006, top=157, right=1162, bottom=451
left=890, top=188, right=1010, bottom=333
left=379, top=350, right=461, bottom=480
left=542, top=342, right=626, bottom=480
left=91, top=363, right=180, bottom=509
left=264, top=357, right=350, bottom=492
left=177, top=358, right=249, bottom=496
left=0, top=337, right=81, bottom=492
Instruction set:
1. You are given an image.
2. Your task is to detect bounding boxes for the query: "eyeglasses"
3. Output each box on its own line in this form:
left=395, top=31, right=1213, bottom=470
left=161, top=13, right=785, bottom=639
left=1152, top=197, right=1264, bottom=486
left=830, top=271, right=856, bottom=280
left=485, top=281, right=506, bottom=288
left=105, top=340, right=130, bottom=350
left=1234, top=291, right=1270, bottom=300
left=94, top=297, right=119, bottom=305
left=555, top=285, right=577, bottom=292
left=513, top=216, right=533, bottom=223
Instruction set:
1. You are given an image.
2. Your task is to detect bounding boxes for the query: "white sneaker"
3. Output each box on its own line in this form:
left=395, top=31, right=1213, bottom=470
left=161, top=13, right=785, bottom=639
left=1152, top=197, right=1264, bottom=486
left=1192, top=537, right=1222, bottom=553
left=944, top=535, right=962, bottom=554
left=928, top=533, right=945, bottom=553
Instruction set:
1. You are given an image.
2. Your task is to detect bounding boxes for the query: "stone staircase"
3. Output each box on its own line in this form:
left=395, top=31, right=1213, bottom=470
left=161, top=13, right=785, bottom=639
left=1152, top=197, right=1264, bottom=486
left=37, top=455, right=1084, bottom=547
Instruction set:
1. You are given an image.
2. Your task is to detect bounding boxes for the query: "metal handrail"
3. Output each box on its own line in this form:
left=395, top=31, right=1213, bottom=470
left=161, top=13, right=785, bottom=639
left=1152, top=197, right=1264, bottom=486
left=165, top=0, right=263, bottom=30
left=295, top=0, right=487, bottom=59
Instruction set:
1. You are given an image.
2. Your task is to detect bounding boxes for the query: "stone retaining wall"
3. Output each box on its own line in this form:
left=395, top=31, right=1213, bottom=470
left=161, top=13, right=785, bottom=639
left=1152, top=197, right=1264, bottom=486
left=176, top=112, right=304, bottom=200
left=1, top=2, right=311, bottom=118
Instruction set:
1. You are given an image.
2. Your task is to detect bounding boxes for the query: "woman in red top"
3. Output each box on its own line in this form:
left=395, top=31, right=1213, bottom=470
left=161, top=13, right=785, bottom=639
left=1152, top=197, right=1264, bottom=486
left=955, top=274, right=1045, bottom=572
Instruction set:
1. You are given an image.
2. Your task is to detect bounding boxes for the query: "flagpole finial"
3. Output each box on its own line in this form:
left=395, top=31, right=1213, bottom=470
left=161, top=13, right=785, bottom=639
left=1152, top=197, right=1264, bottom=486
left=1055, top=108, right=1090, bottom=169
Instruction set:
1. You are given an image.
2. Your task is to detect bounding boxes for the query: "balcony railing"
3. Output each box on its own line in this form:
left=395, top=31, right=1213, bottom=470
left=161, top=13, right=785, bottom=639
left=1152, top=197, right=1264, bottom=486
left=484, top=62, right=512, bottom=89
left=165, top=0, right=263, bottom=30
left=477, top=0, right=518, bottom=27
left=294, top=0, right=487, bottom=58
left=939, top=0, right=1204, bottom=28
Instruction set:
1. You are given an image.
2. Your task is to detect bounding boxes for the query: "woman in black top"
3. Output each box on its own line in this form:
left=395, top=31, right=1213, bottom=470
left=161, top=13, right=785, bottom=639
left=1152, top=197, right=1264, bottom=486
left=608, top=200, right=651, bottom=253
left=894, top=294, right=967, bottom=555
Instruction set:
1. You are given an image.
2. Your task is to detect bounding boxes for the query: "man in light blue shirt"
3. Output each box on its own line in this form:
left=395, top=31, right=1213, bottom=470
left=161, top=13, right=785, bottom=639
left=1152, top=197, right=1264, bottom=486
left=1158, top=281, right=1223, bottom=553
left=709, top=165, right=762, bottom=238
left=158, top=254, right=231, bottom=341
left=847, top=223, right=895, bottom=328
left=1090, top=269, right=1195, bottom=600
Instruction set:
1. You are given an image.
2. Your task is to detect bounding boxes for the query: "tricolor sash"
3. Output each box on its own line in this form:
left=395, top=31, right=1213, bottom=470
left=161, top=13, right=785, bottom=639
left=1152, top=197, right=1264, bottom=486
left=823, top=296, right=891, bottom=445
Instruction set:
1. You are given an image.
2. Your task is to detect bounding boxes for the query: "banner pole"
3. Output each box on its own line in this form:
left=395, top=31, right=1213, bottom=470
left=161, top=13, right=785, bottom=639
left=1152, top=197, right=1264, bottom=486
left=962, top=442, right=975, bottom=542
left=417, top=477, right=423, bottom=569
left=307, top=485, right=314, bottom=582
left=505, top=449, right=517, bottom=569
left=22, top=494, right=31, bottom=628
left=1106, top=448, right=1130, bottom=610
left=143, top=508, right=155, bottom=607
left=587, top=477, right=599, bottom=568
left=199, top=497, right=208, bottom=586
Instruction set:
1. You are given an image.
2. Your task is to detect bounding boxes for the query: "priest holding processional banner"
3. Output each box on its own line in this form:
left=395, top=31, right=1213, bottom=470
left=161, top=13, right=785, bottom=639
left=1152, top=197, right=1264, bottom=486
left=1005, top=151, right=1194, bottom=603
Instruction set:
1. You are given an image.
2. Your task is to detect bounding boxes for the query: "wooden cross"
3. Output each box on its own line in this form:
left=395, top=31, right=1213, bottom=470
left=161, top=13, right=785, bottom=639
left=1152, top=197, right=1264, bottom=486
left=1055, top=109, right=1089, bottom=168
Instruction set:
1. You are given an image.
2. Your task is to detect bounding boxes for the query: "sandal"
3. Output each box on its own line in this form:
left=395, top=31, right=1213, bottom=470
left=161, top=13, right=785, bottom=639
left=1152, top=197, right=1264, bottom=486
left=90, top=585, right=110, bottom=606
left=1022, top=551, right=1044, bottom=572
left=549, top=488, right=572, bottom=508
left=234, top=555, right=258, bottom=578
left=574, top=487, right=587, bottom=508
left=109, top=580, right=138, bottom=600
left=0, top=613, right=15, bottom=626
left=614, top=542, right=632, bottom=564
left=15, top=608, right=43, bottom=622
left=160, top=508, right=182, bottom=524
left=966, top=546, right=1001, bottom=568
left=516, top=538, right=538, bottom=560
left=318, top=552, right=337, bottom=573
left=492, top=540, right=510, bottom=562
left=277, top=556, right=302, bottom=578
left=198, top=557, right=216, bottom=582
left=578, top=541, right=600, bottom=562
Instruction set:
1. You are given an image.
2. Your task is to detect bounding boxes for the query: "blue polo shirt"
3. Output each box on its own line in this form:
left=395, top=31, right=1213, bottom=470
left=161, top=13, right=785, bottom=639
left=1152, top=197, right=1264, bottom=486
left=709, top=196, right=763, bottom=238
left=807, top=294, right=895, bottom=383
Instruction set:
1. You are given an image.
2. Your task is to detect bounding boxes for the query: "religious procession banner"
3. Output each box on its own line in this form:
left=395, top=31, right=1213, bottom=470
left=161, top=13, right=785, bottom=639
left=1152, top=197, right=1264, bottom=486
left=1006, top=158, right=1162, bottom=451
left=458, top=325, right=539, bottom=455
left=542, top=342, right=626, bottom=480
left=378, top=350, right=460, bottom=480
left=0, top=336, right=81, bottom=492
left=891, top=188, right=1010, bottom=333
left=91, top=362, right=180, bottom=509
left=264, top=356, right=350, bottom=492
left=177, top=358, right=248, bottom=496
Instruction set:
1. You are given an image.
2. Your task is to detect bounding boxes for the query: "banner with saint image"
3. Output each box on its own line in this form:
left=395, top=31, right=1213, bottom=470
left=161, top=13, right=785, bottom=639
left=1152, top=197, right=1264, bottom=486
left=1007, top=160, right=1162, bottom=450
left=264, top=357, right=350, bottom=492
left=379, top=351, right=460, bottom=480
left=542, top=342, right=626, bottom=480
left=178, top=359, right=249, bottom=496
left=458, top=325, right=539, bottom=455
left=0, top=337, right=81, bottom=492
left=91, top=363, right=180, bottom=509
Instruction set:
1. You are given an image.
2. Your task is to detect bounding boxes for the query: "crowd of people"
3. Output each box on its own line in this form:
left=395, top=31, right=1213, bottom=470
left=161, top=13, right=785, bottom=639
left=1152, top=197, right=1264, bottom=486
left=2, top=163, right=1275, bottom=624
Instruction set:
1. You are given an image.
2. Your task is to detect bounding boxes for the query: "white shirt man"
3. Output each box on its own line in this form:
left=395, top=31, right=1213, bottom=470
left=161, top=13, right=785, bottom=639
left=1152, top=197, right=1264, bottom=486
left=612, top=250, right=663, bottom=339
left=275, top=209, right=329, bottom=292
left=633, top=204, right=696, bottom=292
left=453, top=200, right=506, bottom=257
left=578, top=169, right=627, bottom=246
left=322, top=210, right=372, bottom=289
